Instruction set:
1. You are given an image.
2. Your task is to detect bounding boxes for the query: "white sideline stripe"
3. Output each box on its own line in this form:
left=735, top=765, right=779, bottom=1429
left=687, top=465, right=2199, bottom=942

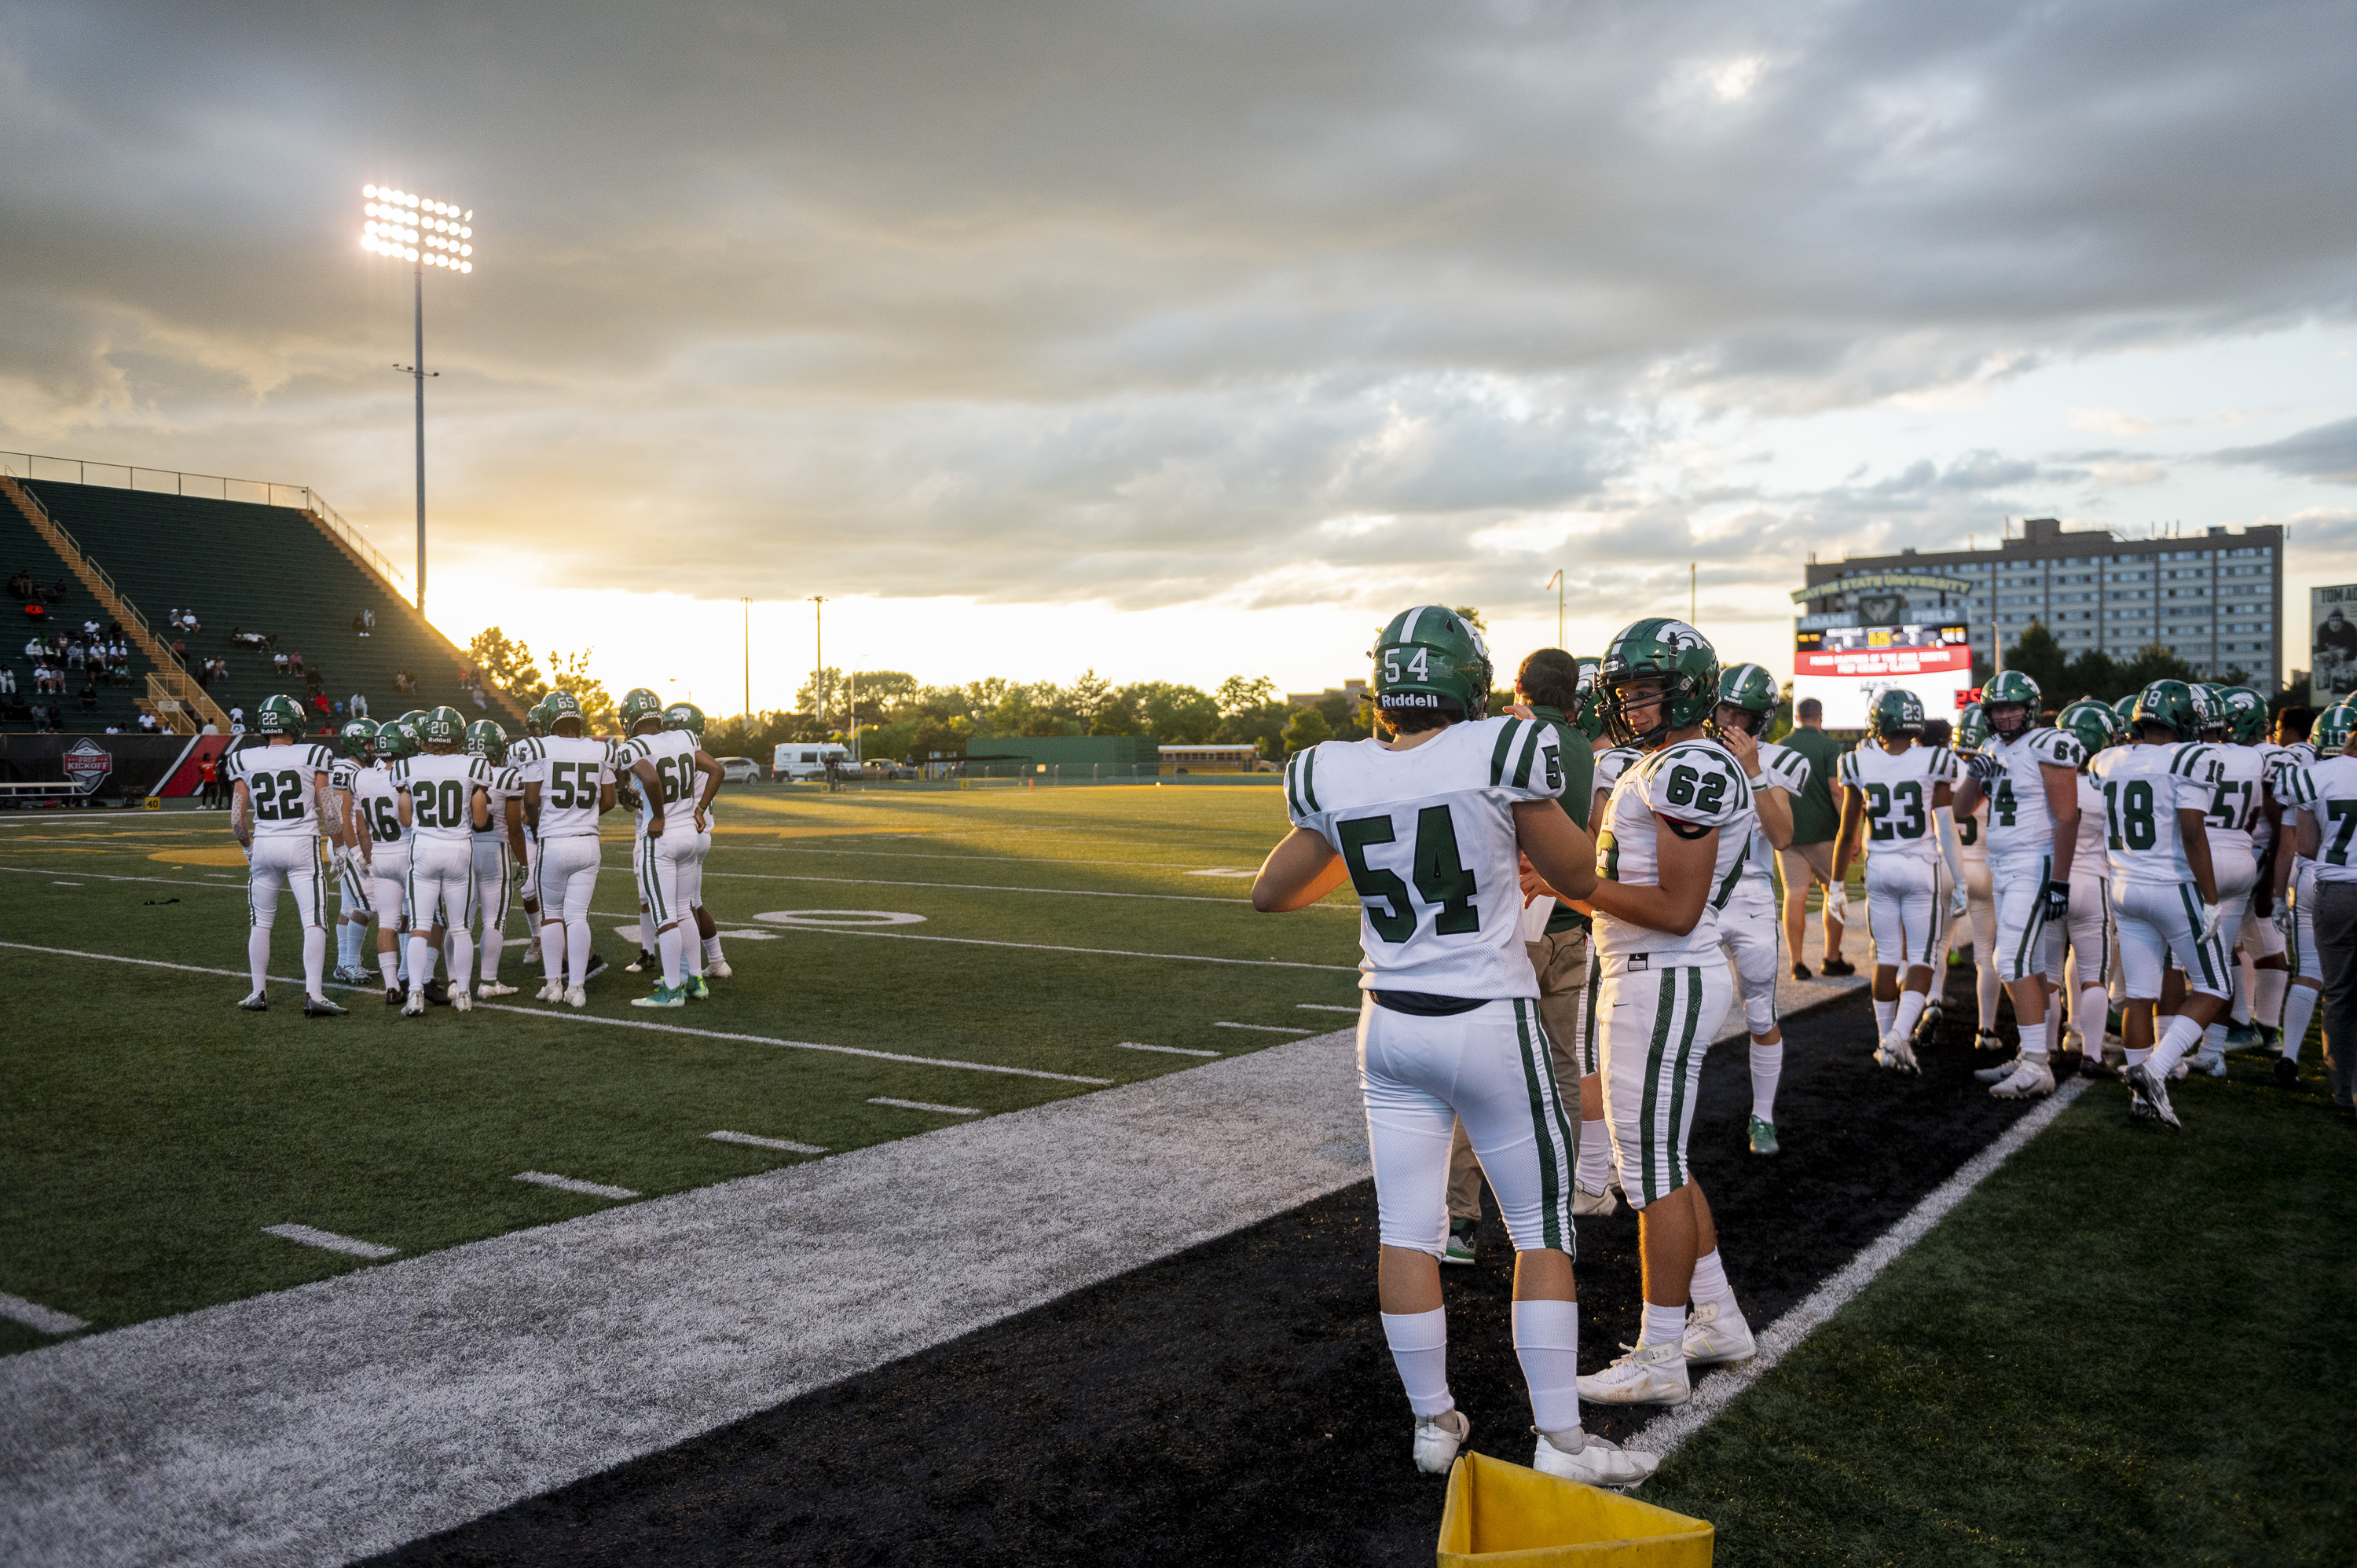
left=698, top=867, right=1331, bottom=909
left=0, top=941, right=1116, bottom=1086
left=765, top=924, right=1360, bottom=972
left=262, top=1224, right=398, bottom=1260
left=514, top=1172, right=640, bottom=1201
left=1215, top=1021, right=1314, bottom=1034
left=706, top=1130, right=827, bottom=1154
left=868, top=1097, right=981, bottom=1116
left=1296, top=1003, right=1360, bottom=1013
left=1116, top=1041, right=1219, bottom=1057
left=1627, top=1074, right=2094, bottom=1464
left=0, top=1291, right=86, bottom=1335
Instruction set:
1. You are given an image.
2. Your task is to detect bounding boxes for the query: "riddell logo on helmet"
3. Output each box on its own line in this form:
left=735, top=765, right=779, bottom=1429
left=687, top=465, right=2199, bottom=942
left=1381, top=692, right=1443, bottom=708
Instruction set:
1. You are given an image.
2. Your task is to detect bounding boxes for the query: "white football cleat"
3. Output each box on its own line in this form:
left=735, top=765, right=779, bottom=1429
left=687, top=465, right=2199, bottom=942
left=563, top=985, right=588, bottom=1009
left=401, top=989, right=426, bottom=1017
left=1681, top=1299, right=1755, bottom=1367
left=451, top=990, right=473, bottom=1013
left=1571, top=1185, right=1620, bottom=1217
left=708, top=958, right=733, bottom=979
left=1575, top=1339, right=1690, bottom=1405
left=536, top=981, right=563, bottom=1002
left=1412, top=1409, right=1468, bottom=1475
left=1990, top=1056, right=2055, bottom=1099
left=1874, top=1035, right=1921, bottom=1074
left=1974, top=1054, right=2022, bottom=1084
left=2188, top=1042, right=2228, bottom=1078
left=2125, top=1062, right=2180, bottom=1128
left=1532, top=1428, right=1659, bottom=1488
left=477, top=981, right=518, bottom=998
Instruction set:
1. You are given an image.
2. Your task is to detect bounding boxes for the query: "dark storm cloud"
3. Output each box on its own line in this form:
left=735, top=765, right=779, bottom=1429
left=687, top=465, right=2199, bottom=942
left=0, top=0, right=2352, bottom=610
left=2214, top=416, right=2357, bottom=485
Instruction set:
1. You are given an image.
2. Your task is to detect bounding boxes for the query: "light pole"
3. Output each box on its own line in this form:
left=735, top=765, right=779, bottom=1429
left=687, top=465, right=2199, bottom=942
left=808, top=595, right=827, bottom=731
left=360, top=182, right=475, bottom=618
left=741, top=597, right=752, bottom=724
left=1545, top=569, right=1563, bottom=649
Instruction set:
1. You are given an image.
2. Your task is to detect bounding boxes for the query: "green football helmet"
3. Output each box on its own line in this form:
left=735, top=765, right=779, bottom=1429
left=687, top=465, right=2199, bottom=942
left=542, top=690, right=583, bottom=726
left=1568, top=657, right=1606, bottom=741
left=465, top=719, right=508, bottom=764
left=2220, top=687, right=2267, bottom=744
left=1600, top=618, right=1718, bottom=749
left=620, top=687, right=665, bottom=733
left=2194, top=682, right=2231, bottom=736
left=1713, top=661, right=1779, bottom=735
left=2131, top=679, right=2201, bottom=741
left=663, top=702, right=706, bottom=738
left=524, top=698, right=549, bottom=737
left=1955, top=702, right=1991, bottom=752
left=339, top=717, right=379, bottom=759
left=420, top=705, right=466, bottom=745
left=2315, top=702, right=2357, bottom=753
left=255, top=694, right=306, bottom=736
left=1981, top=669, right=2040, bottom=738
left=2112, top=694, right=2138, bottom=728
left=396, top=709, right=427, bottom=732
left=1371, top=606, right=1492, bottom=724
left=1866, top=687, right=1925, bottom=742
left=2056, top=699, right=2117, bottom=761
left=376, top=719, right=421, bottom=761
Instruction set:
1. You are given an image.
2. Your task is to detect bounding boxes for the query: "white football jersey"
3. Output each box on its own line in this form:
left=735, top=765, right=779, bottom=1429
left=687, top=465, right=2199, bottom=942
left=1592, top=745, right=1640, bottom=799
left=1740, top=739, right=1812, bottom=885
left=2198, top=742, right=2269, bottom=871
left=224, top=740, right=335, bottom=841
left=2088, top=741, right=2225, bottom=886
left=1955, top=796, right=1990, bottom=866
left=350, top=761, right=407, bottom=852
left=2249, top=742, right=2293, bottom=858
left=1837, top=742, right=1959, bottom=865
left=2271, top=742, right=2318, bottom=870
left=1979, top=726, right=2084, bottom=859
left=618, top=729, right=708, bottom=833
left=1285, top=715, right=1568, bottom=998
left=2283, top=756, right=2357, bottom=885
left=2072, top=773, right=2106, bottom=871
left=474, top=764, right=525, bottom=837
left=1593, top=737, right=1754, bottom=964
left=390, top=751, right=496, bottom=844
left=511, top=735, right=614, bottom=839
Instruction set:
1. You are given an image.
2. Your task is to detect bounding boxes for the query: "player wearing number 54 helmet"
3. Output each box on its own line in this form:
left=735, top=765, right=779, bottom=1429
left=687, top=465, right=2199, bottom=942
left=1250, top=606, right=1657, bottom=1489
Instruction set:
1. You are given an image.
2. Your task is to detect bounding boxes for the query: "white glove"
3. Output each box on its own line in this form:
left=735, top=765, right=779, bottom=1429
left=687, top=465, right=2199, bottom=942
left=1826, top=883, right=1849, bottom=918
left=2198, top=902, right=2223, bottom=947
left=1950, top=883, right=1969, bottom=918
left=2275, top=903, right=2295, bottom=937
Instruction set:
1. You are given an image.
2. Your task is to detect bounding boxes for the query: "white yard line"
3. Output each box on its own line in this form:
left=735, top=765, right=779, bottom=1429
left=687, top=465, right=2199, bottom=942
left=261, top=1224, right=398, bottom=1261
left=0, top=864, right=237, bottom=891
left=0, top=1292, right=86, bottom=1335
left=0, top=941, right=1116, bottom=1086
left=868, top=1097, right=981, bottom=1116
left=514, top=1173, right=640, bottom=1201
left=1296, top=1003, right=1361, bottom=1013
left=761, top=925, right=1360, bottom=972
left=697, top=868, right=1320, bottom=907
left=1627, top=1074, right=2093, bottom=1464
left=1116, top=1041, right=1219, bottom=1057
left=706, top=1130, right=826, bottom=1154
left=1215, top=1021, right=1314, bottom=1035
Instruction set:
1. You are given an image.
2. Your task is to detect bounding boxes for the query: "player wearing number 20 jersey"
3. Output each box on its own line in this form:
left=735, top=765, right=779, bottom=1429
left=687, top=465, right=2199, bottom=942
left=389, top=711, right=494, bottom=1013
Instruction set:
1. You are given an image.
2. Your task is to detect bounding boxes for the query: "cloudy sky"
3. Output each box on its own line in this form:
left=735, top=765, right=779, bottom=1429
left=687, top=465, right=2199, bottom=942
left=4, top=0, right=2353, bottom=705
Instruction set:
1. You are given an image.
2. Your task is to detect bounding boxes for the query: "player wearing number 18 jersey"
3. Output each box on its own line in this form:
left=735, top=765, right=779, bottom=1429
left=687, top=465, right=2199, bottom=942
left=1253, top=606, right=1653, bottom=1489
left=512, top=691, right=615, bottom=1006
left=222, top=694, right=347, bottom=1015
left=1834, top=690, right=1960, bottom=1072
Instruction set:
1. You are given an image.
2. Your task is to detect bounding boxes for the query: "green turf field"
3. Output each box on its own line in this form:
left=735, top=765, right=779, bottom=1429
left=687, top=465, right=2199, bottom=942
left=0, top=782, right=1363, bottom=1355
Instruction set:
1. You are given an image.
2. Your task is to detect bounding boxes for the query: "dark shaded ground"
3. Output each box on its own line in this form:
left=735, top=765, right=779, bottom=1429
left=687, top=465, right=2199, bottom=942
left=374, top=971, right=2062, bottom=1568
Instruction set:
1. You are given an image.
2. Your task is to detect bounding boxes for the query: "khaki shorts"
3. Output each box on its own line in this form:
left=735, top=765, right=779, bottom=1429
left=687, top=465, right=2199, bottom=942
left=1778, top=841, right=1837, bottom=898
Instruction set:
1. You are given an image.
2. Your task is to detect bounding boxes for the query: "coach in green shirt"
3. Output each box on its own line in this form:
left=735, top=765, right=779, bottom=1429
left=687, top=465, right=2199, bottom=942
left=1778, top=697, right=1853, bottom=978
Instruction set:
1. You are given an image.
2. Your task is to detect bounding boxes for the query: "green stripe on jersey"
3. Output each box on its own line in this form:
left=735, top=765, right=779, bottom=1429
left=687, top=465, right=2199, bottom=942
left=1490, top=720, right=1519, bottom=786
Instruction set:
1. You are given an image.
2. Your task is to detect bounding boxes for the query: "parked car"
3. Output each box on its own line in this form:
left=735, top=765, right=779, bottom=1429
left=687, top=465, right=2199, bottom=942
left=716, top=756, right=761, bottom=784
left=771, top=742, right=851, bottom=781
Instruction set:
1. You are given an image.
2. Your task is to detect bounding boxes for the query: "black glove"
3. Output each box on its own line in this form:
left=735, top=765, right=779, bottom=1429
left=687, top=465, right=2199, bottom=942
left=1967, top=752, right=2003, bottom=782
left=2041, top=878, right=2069, bottom=922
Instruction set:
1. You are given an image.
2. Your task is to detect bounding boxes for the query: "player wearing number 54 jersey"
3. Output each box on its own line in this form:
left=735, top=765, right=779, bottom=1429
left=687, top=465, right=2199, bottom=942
left=511, top=690, right=616, bottom=1007
left=1834, top=689, right=1960, bottom=1073
left=2088, top=680, right=2230, bottom=1129
left=223, top=694, right=348, bottom=1016
left=1253, top=605, right=1655, bottom=1489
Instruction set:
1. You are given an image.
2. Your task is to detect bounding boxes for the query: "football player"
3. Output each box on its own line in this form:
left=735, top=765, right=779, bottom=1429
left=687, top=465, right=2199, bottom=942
left=1832, top=690, right=1959, bottom=1072
left=2269, top=702, right=2344, bottom=1089
left=515, top=690, right=615, bottom=1006
left=616, top=689, right=724, bottom=1006
left=614, top=689, right=669, bottom=979
left=328, top=717, right=379, bottom=984
left=1709, top=662, right=1802, bottom=1156
left=1949, top=671, right=2081, bottom=1099
left=2219, top=689, right=2289, bottom=1053
left=2088, top=680, right=2230, bottom=1127
left=2179, top=687, right=2270, bottom=1075
left=2289, top=711, right=2357, bottom=1114
left=1250, top=606, right=1653, bottom=1487
left=2029, top=700, right=2121, bottom=1072
left=358, top=716, right=417, bottom=1001
left=667, top=702, right=733, bottom=980
left=1948, top=704, right=2004, bottom=1052
left=222, top=693, right=349, bottom=1015
left=465, top=720, right=530, bottom=998
left=1567, top=619, right=1759, bottom=1412
left=390, top=707, right=493, bottom=1016
left=1571, top=699, right=1644, bottom=1211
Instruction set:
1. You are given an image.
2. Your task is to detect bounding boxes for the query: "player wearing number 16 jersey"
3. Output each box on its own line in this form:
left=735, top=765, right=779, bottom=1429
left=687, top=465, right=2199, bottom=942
left=1252, top=605, right=1654, bottom=1489
left=1834, top=690, right=1960, bottom=1072
left=512, top=691, right=615, bottom=1006
left=222, top=694, right=347, bottom=1016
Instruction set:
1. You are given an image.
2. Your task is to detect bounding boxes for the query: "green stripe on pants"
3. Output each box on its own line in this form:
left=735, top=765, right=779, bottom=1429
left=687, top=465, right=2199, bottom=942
left=1662, top=967, right=1704, bottom=1193
left=1638, top=967, right=1678, bottom=1207
left=1514, top=999, right=1568, bottom=1251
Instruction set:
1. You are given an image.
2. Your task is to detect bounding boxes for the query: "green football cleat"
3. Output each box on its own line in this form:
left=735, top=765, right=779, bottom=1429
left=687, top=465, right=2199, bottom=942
left=1442, top=1218, right=1479, bottom=1266
left=302, top=995, right=348, bottom=1017
left=1747, top=1116, right=1780, bottom=1156
left=684, top=974, right=711, bottom=1000
left=630, top=984, right=687, bottom=1009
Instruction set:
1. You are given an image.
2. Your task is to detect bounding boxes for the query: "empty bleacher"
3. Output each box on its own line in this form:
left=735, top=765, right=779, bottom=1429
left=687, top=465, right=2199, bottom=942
left=0, top=496, right=153, bottom=735
left=19, top=480, right=516, bottom=734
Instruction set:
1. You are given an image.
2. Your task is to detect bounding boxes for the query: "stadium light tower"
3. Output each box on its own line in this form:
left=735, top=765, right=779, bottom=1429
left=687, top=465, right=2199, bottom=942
left=359, top=182, right=476, bottom=618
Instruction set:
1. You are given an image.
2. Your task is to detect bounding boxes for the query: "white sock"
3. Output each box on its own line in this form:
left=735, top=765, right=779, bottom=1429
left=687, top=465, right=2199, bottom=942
left=1640, top=1300, right=1686, bottom=1347
left=1512, top=1299, right=1581, bottom=1434
left=2017, top=1019, right=2048, bottom=1060
left=407, top=935, right=433, bottom=993
left=335, top=922, right=354, bottom=970
left=2148, top=1012, right=2205, bottom=1079
left=1577, top=1115, right=1611, bottom=1194
left=702, top=933, right=724, bottom=965
left=1873, top=996, right=1897, bottom=1039
left=1380, top=1308, right=1453, bottom=1417
left=566, top=916, right=592, bottom=991
left=301, top=926, right=327, bottom=998
left=2256, top=967, right=2287, bottom=1029
left=1690, top=1248, right=1738, bottom=1314
left=2125, top=1045, right=2151, bottom=1070
left=1748, top=1039, right=1782, bottom=1125
left=2282, top=984, right=2320, bottom=1064
left=2204, top=1020, right=2228, bottom=1053
left=1977, top=963, right=2001, bottom=1030
left=379, top=949, right=400, bottom=990
left=540, top=921, right=566, bottom=987
left=1890, top=989, right=1928, bottom=1042
left=2234, top=954, right=2255, bottom=1024
left=447, top=931, right=476, bottom=995
left=2078, top=985, right=2110, bottom=1045
left=481, top=927, right=503, bottom=983
left=659, top=924, right=684, bottom=988
left=247, top=926, right=271, bottom=993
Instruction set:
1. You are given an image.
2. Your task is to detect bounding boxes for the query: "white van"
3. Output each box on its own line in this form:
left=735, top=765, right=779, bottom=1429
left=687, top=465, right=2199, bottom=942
left=772, top=742, right=852, bottom=781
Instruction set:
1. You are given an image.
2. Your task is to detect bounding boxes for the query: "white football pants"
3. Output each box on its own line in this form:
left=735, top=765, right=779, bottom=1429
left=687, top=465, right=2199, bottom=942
left=247, top=836, right=326, bottom=929
left=1719, top=878, right=1780, bottom=1036
left=1989, top=852, right=2061, bottom=985
left=406, top=837, right=478, bottom=932
left=369, top=844, right=412, bottom=934
left=2112, top=879, right=2232, bottom=1001
left=1864, top=855, right=1947, bottom=973
left=1597, top=956, right=1732, bottom=1211
left=537, top=833, right=603, bottom=991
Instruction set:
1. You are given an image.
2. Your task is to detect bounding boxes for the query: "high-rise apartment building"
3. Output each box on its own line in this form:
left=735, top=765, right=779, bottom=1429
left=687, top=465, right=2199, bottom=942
left=1798, top=518, right=2283, bottom=690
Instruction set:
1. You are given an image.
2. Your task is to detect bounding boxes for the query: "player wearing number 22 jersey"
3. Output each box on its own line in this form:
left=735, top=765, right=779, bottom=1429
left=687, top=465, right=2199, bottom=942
left=1254, top=605, right=1656, bottom=1490
left=222, top=693, right=347, bottom=1016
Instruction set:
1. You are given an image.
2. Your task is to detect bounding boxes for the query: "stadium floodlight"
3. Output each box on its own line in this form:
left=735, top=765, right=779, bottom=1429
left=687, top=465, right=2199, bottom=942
left=359, top=181, right=478, bottom=616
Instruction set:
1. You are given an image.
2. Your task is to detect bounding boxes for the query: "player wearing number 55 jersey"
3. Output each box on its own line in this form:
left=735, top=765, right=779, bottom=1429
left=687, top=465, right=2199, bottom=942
left=615, top=687, right=724, bottom=1008
left=222, top=694, right=348, bottom=1016
left=390, top=706, right=493, bottom=1017
left=2088, top=680, right=2230, bottom=1128
left=1253, top=605, right=1655, bottom=1489
left=1834, top=689, right=1960, bottom=1072
left=511, top=690, right=615, bottom=1007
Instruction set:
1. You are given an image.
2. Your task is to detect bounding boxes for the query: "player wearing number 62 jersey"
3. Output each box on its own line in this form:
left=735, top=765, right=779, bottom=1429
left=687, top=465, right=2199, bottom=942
left=2087, top=680, right=2230, bottom=1128
left=1834, top=690, right=1960, bottom=1072
left=1254, top=605, right=1655, bottom=1489
left=222, top=694, right=348, bottom=1016
left=512, top=691, right=615, bottom=1006
left=390, top=706, right=494, bottom=1017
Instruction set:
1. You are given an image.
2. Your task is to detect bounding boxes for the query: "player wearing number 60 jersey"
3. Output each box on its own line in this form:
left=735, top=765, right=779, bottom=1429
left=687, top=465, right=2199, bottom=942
left=614, top=688, right=724, bottom=1008
left=1834, top=690, right=1960, bottom=1073
left=222, top=694, right=348, bottom=1016
left=511, top=691, right=615, bottom=1006
left=1252, top=604, right=1655, bottom=1489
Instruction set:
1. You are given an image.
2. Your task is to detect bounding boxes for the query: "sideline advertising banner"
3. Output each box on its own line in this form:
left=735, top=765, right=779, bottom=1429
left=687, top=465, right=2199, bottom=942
left=1792, top=623, right=1974, bottom=730
left=2311, top=584, right=2357, bottom=709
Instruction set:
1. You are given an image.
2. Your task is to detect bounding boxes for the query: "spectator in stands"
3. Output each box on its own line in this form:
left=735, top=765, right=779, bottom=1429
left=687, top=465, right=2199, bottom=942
left=22, top=636, right=42, bottom=661
left=472, top=687, right=489, bottom=712
left=65, top=639, right=84, bottom=672
left=179, top=609, right=200, bottom=634
left=363, top=608, right=376, bottom=632
left=3, top=691, right=28, bottom=724
left=43, top=702, right=63, bottom=732
left=8, top=568, right=32, bottom=599
left=229, top=628, right=268, bottom=651
left=394, top=668, right=416, bottom=695
left=82, top=617, right=100, bottom=639
left=290, top=650, right=304, bottom=676
left=170, top=636, right=188, bottom=664
left=349, top=692, right=368, bottom=719
left=311, top=691, right=331, bottom=719
left=229, top=705, right=246, bottom=735
left=137, top=710, right=158, bottom=734
left=304, top=665, right=324, bottom=695
left=0, top=665, right=12, bottom=695
left=273, top=649, right=290, bottom=676
left=43, top=580, right=65, bottom=604
left=79, top=680, right=97, bottom=713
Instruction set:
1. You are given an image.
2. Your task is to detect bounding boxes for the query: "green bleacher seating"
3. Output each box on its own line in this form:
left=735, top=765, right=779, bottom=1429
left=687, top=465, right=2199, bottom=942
left=0, top=496, right=152, bottom=735
left=21, top=481, right=515, bottom=735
